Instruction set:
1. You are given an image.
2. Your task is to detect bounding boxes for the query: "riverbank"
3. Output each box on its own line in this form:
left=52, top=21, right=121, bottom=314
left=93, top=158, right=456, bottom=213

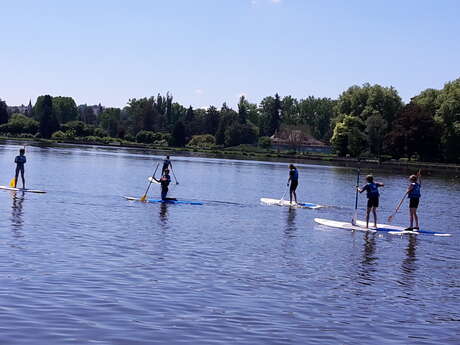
left=1, top=136, right=459, bottom=177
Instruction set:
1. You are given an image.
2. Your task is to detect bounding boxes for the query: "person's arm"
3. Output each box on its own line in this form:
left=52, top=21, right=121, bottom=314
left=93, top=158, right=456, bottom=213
left=377, top=182, right=384, bottom=187
left=407, top=183, right=413, bottom=194
left=152, top=176, right=160, bottom=183
left=417, top=170, right=422, bottom=186
left=358, top=184, right=366, bottom=193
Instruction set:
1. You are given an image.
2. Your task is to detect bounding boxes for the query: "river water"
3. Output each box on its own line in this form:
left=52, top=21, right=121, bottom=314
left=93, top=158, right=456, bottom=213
left=0, top=142, right=459, bottom=344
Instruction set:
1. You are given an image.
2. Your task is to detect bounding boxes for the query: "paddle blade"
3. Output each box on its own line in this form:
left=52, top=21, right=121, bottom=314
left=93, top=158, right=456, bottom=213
left=9, top=178, right=16, bottom=187
left=139, top=194, right=147, bottom=202
left=387, top=215, right=394, bottom=223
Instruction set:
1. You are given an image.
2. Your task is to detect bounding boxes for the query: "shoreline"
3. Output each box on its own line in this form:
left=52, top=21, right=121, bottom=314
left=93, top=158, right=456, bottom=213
left=1, top=137, right=459, bottom=177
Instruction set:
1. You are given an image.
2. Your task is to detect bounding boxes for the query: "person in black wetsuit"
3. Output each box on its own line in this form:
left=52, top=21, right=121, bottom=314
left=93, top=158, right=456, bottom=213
left=287, top=164, right=299, bottom=204
left=358, top=175, right=384, bottom=228
left=406, top=173, right=421, bottom=231
left=14, top=148, right=26, bottom=188
left=152, top=169, right=171, bottom=200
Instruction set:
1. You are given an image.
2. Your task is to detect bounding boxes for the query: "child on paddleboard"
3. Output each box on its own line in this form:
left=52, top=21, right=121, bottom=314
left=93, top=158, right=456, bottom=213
left=358, top=175, right=384, bottom=228
left=287, top=164, right=299, bottom=204
left=153, top=169, right=171, bottom=200
left=14, top=148, right=26, bottom=188
left=406, top=173, right=421, bottom=231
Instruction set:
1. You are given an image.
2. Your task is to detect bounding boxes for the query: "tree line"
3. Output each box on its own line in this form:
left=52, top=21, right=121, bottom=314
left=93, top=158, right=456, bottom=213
left=0, top=77, right=458, bottom=163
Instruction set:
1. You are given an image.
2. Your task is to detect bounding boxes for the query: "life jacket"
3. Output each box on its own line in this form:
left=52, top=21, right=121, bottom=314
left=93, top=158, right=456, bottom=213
left=366, top=182, right=379, bottom=198
left=408, top=182, right=421, bottom=198
left=290, top=169, right=299, bottom=181
left=15, top=155, right=26, bottom=165
left=160, top=174, right=171, bottom=188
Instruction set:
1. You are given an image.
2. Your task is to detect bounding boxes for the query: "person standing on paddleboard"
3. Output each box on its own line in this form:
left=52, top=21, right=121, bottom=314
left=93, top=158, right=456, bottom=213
left=152, top=169, right=171, bottom=200
left=406, top=173, right=421, bottom=231
left=14, top=148, right=26, bottom=188
left=358, top=175, right=384, bottom=228
left=287, top=164, right=299, bottom=204
left=162, top=155, right=172, bottom=174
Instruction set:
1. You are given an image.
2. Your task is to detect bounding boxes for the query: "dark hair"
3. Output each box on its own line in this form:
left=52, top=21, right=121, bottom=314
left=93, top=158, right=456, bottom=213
left=19, top=148, right=25, bottom=155
left=366, top=175, right=374, bottom=182
left=409, top=175, right=417, bottom=181
left=289, top=164, right=295, bottom=169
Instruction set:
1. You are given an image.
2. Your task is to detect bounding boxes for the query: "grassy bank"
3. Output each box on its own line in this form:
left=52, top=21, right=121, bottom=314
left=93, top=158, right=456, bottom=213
left=1, top=136, right=459, bottom=177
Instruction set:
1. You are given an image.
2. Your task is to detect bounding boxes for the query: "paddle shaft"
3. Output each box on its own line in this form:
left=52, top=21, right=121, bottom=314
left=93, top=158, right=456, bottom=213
left=352, top=167, right=360, bottom=224
left=141, top=163, right=159, bottom=200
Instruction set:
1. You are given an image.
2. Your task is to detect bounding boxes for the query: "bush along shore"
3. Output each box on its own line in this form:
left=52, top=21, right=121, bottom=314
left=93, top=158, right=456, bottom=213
left=2, top=136, right=458, bottom=177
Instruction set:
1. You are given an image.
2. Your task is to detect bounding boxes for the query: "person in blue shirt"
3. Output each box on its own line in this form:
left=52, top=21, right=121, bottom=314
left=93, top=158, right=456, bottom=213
left=406, top=173, right=421, bottom=231
left=358, top=175, right=384, bottom=228
left=152, top=169, right=171, bottom=200
left=14, top=148, right=26, bottom=189
left=287, top=164, right=299, bottom=204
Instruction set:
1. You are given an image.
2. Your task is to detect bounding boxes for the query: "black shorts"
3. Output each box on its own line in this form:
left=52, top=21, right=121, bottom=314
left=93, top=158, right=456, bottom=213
left=367, top=197, right=379, bottom=208
left=290, top=180, right=298, bottom=192
left=409, top=198, right=419, bottom=208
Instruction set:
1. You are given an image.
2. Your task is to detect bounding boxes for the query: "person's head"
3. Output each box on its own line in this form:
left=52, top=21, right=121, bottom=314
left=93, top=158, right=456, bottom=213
left=366, top=175, right=374, bottom=183
left=289, top=164, right=295, bottom=170
left=166, top=155, right=170, bottom=159
left=409, top=175, right=417, bottom=182
left=19, top=148, right=25, bottom=155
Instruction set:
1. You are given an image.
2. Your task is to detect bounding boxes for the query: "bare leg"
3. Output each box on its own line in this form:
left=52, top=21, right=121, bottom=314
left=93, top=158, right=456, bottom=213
left=289, top=190, right=293, bottom=204
left=372, top=207, right=377, bottom=228
left=409, top=208, right=414, bottom=228
left=293, top=190, right=297, bottom=204
left=366, top=207, right=371, bottom=228
left=412, top=209, right=419, bottom=229
left=20, top=169, right=25, bottom=189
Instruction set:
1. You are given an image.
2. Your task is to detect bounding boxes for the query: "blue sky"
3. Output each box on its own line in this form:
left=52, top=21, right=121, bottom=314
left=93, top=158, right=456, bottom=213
left=1, top=0, right=459, bottom=109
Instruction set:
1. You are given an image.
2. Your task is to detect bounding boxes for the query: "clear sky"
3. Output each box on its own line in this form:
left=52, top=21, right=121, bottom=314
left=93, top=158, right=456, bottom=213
left=1, top=0, right=459, bottom=109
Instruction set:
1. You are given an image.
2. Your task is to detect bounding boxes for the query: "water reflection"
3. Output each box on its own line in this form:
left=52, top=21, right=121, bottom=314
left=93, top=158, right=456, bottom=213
left=284, top=207, right=297, bottom=238
left=159, top=203, right=169, bottom=224
left=358, top=232, right=378, bottom=285
left=10, top=191, right=25, bottom=234
left=400, top=235, right=418, bottom=287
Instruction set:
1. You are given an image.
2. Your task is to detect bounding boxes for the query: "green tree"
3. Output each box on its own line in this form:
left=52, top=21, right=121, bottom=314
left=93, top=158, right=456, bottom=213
left=224, top=122, right=258, bottom=147
left=298, top=96, right=336, bottom=141
left=99, top=108, right=121, bottom=137
left=0, top=114, right=39, bottom=134
left=35, top=95, right=59, bottom=138
left=204, top=106, right=220, bottom=135
left=0, top=99, right=8, bottom=125
left=260, top=94, right=281, bottom=136
left=215, top=103, right=237, bottom=145
left=188, top=134, right=216, bottom=147
left=61, top=121, right=93, bottom=137
left=53, top=96, right=78, bottom=123
left=170, top=120, right=186, bottom=147
left=331, top=115, right=366, bottom=157
left=365, top=113, right=387, bottom=157
left=385, top=103, right=441, bottom=161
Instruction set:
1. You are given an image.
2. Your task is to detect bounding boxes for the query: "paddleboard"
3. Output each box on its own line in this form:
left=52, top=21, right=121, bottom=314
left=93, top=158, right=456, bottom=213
left=315, top=218, right=451, bottom=236
left=147, top=177, right=160, bottom=184
left=124, top=196, right=203, bottom=205
left=0, top=185, right=46, bottom=194
left=260, top=198, right=322, bottom=209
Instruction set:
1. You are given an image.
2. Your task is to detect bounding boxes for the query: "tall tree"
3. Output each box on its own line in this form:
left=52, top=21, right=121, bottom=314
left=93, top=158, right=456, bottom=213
left=53, top=96, right=78, bottom=123
left=170, top=120, right=186, bottom=147
left=35, top=95, right=59, bottom=138
left=0, top=99, right=8, bottom=125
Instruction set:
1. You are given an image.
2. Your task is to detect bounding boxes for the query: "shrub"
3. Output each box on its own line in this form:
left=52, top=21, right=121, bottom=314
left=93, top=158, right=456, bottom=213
left=136, top=130, right=156, bottom=143
left=258, top=136, right=272, bottom=149
left=188, top=134, right=216, bottom=147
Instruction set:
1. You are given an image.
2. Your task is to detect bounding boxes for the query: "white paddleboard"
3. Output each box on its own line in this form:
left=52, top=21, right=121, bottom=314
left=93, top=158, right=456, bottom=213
left=260, top=198, right=322, bottom=209
left=0, top=185, right=46, bottom=194
left=314, top=218, right=377, bottom=232
left=315, top=218, right=451, bottom=236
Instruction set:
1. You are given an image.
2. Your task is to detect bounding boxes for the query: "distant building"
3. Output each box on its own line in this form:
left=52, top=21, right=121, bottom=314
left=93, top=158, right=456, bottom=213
left=77, top=103, right=104, bottom=124
left=7, top=100, right=33, bottom=117
left=270, top=129, right=332, bottom=154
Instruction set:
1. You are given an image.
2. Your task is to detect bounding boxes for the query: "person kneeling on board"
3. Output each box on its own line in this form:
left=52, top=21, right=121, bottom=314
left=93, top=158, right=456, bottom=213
left=152, top=169, right=171, bottom=200
left=406, top=173, right=421, bottom=231
left=287, top=164, right=299, bottom=204
left=358, top=175, right=384, bottom=228
left=14, top=148, right=26, bottom=188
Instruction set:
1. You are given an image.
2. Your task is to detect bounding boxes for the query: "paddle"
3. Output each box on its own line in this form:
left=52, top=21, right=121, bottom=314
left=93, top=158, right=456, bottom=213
left=9, top=177, right=16, bottom=188
left=140, top=162, right=159, bottom=202
left=352, top=167, right=360, bottom=225
left=279, top=185, right=289, bottom=203
left=387, top=193, right=406, bottom=223
left=171, top=167, right=179, bottom=185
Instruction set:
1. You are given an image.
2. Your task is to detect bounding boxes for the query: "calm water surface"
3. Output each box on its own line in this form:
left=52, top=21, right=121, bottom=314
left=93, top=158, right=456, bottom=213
left=0, top=142, right=459, bottom=344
